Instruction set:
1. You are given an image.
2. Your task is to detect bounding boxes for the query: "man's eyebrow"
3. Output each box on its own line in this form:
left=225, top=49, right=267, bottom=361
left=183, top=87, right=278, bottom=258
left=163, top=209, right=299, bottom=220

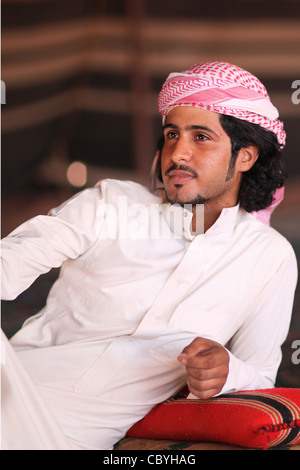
left=163, top=123, right=179, bottom=130
left=163, top=123, right=218, bottom=136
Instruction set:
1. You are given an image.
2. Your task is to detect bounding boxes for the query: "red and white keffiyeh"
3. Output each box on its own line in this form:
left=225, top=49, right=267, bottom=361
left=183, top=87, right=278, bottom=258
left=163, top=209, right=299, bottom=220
left=158, top=61, right=286, bottom=224
left=158, top=61, right=286, bottom=148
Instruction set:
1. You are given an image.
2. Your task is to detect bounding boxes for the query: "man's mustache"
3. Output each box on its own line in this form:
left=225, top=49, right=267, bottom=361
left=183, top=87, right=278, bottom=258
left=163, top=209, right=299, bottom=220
left=165, top=163, right=198, bottom=178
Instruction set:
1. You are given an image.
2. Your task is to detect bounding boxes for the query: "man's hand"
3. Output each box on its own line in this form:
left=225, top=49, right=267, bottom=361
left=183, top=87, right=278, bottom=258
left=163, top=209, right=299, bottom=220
left=177, top=337, right=229, bottom=400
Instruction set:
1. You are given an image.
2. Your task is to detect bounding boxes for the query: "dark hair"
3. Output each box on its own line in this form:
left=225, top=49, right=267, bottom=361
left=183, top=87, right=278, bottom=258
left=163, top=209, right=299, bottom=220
left=154, top=114, right=286, bottom=212
left=219, top=114, right=286, bottom=212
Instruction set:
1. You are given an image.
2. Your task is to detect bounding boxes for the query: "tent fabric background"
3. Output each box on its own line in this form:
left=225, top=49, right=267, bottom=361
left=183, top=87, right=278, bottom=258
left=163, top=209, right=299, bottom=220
left=1, top=0, right=300, bottom=450
left=2, top=0, right=300, bottom=192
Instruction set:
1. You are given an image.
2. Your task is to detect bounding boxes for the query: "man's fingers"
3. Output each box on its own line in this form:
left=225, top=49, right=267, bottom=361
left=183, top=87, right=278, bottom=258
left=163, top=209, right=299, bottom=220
left=185, top=363, right=228, bottom=381
left=187, top=375, right=221, bottom=392
left=186, top=369, right=228, bottom=399
left=177, top=337, right=230, bottom=400
left=187, top=378, right=222, bottom=400
left=178, top=344, right=228, bottom=370
left=177, top=337, right=216, bottom=365
left=179, top=337, right=215, bottom=358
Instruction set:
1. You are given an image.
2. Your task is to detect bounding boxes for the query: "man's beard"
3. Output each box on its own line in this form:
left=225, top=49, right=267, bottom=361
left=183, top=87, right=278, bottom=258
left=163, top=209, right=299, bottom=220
left=163, top=157, right=236, bottom=207
left=165, top=190, right=207, bottom=207
left=164, top=163, right=207, bottom=207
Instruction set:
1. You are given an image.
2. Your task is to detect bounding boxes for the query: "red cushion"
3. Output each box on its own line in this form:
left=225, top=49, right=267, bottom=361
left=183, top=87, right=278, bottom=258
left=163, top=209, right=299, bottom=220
left=127, top=388, right=300, bottom=449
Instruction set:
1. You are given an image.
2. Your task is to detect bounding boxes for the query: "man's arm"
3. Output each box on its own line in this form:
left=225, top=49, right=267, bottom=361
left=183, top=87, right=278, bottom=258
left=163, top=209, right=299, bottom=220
left=177, top=246, right=298, bottom=399
left=1, top=187, right=104, bottom=300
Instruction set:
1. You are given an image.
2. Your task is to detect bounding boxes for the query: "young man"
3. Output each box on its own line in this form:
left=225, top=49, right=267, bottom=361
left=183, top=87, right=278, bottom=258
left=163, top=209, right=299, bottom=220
left=1, top=62, right=297, bottom=450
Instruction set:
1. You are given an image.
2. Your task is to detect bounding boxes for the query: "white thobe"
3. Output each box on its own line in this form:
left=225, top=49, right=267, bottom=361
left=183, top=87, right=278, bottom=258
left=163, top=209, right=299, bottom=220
left=1, top=179, right=298, bottom=450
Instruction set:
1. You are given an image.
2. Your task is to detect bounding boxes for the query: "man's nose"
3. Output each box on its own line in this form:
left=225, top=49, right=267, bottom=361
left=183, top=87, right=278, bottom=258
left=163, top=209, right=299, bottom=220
left=171, top=138, right=192, bottom=163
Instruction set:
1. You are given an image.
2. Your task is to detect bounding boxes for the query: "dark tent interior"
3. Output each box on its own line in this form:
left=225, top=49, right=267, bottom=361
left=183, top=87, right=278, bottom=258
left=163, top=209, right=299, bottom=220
left=1, top=0, right=300, bottom=450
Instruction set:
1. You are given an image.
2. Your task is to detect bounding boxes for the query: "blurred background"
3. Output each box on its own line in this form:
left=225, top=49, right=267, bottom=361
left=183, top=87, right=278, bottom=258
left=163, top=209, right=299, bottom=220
left=1, top=0, right=300, bottom=386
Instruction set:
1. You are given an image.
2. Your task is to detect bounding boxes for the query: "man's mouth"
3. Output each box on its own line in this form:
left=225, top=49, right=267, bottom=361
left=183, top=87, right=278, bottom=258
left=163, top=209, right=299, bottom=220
left=165, top=165, right=198, bottom=185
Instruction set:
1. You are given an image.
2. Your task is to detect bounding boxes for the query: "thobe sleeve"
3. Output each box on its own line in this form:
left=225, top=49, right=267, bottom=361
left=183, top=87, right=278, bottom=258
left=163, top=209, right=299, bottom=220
left=1, top=186, right=105, bottom=300
left=221, top=245, right=298, bottom=394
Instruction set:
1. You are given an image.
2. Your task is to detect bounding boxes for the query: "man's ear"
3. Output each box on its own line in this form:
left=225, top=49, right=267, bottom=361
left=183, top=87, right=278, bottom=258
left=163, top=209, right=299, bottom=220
left=236, top=145, right=259, bottom=173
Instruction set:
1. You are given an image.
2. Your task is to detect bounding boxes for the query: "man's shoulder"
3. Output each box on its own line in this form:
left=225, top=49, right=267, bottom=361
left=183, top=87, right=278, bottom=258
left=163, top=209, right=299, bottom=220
left=96, top=178, right=161, bottom=205
left=238, top=208, right=296, bottom=259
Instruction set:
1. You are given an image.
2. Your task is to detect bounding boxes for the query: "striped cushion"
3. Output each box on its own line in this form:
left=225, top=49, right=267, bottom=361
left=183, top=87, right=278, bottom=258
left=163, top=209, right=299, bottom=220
left=127, top=388, right=300, bottom=449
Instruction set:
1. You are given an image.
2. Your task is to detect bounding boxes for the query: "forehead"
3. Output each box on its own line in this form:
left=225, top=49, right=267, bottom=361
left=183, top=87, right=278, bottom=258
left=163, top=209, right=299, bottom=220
left=165, top=106, right=225, bottom=136
left=165, top=106, right=221, bottom=125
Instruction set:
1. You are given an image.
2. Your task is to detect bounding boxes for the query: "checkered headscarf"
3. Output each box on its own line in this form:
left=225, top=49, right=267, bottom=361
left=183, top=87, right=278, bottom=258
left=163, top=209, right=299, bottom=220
left=158, top=61, right=286, bottom=148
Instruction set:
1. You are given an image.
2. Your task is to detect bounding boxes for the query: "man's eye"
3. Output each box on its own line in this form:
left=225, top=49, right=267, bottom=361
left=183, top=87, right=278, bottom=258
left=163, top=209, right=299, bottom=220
left=195, top=133, right=208, bottom=141
left=166, top=131, right=178, bottom=139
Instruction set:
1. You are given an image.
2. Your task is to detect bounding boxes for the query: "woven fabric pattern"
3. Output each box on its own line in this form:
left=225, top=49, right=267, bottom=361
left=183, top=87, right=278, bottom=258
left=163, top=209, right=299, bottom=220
left=127, top=388, right=300, bottom=449
left=158, top=61, right=286, bottom=148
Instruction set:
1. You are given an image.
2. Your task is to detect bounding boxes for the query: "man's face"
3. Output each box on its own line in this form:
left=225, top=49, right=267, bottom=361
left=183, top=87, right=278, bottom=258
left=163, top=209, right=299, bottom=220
left=160, top=106, right=242, bottom=209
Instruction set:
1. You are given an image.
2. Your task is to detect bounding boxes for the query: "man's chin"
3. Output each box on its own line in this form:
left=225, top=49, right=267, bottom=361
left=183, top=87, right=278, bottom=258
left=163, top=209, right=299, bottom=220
left=165, top=191, right=206, bottom=207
